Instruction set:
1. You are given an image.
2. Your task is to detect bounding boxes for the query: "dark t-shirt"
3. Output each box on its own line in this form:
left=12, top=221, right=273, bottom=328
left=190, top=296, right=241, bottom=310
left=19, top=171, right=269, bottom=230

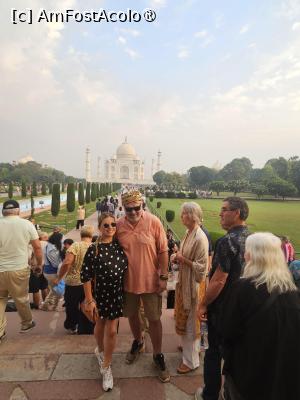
left=201, top=226, right=212, bottom=256
left=208, top=225, right=249, bottom=313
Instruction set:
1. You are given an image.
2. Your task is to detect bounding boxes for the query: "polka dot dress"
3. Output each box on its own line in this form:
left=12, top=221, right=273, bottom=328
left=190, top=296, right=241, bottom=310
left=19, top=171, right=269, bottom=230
left=81, top=241, right=128, bottom=320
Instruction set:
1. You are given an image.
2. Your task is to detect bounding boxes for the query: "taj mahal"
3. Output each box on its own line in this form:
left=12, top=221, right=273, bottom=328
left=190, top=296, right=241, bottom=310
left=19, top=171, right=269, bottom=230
left=85, top=138, right=160, bottom=185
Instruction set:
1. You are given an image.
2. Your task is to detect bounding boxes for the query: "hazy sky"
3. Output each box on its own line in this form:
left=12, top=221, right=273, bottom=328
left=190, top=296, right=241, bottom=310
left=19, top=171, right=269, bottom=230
left=1, top=0, right=300, bottom=179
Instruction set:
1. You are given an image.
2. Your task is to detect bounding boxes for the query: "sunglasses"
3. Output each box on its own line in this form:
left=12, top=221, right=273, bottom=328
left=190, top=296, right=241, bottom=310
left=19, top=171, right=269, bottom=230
left=103, top=222, right=117, bottom=228
left=125, top=205, right=141, bottom=213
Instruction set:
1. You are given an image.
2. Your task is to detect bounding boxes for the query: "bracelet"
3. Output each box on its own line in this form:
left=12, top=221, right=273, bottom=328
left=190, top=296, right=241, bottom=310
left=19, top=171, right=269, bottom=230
left=159, top=274, right=169, bottom=281
left=84, top=300, right=95, bottom=305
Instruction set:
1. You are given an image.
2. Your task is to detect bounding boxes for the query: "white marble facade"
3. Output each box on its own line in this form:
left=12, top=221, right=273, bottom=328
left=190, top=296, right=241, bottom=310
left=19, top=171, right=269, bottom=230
left=104, top=139, right=146, bottom=184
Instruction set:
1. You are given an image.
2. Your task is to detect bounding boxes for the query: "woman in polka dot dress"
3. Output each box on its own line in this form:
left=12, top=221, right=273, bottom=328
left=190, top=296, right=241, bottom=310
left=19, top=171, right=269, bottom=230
left=81, top=213, right=128, bottom=391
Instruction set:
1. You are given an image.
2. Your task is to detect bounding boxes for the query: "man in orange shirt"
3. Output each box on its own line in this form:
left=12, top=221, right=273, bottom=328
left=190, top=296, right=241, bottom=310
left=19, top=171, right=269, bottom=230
left=116, top=190, right=170, bottom=382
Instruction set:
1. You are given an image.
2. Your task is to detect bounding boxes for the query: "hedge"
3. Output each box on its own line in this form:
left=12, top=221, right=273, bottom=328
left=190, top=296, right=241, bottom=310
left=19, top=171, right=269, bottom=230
left=165, top=191, right=176, bottom=198
left=155, top=191, right=165, bottom=198
left=166, top=210, right=175, bottom=222
left=67, top=183, right=75, bottom=212
left=51, top=183, right=61, bottom=217
left=78, top=183, right=85, bottom=205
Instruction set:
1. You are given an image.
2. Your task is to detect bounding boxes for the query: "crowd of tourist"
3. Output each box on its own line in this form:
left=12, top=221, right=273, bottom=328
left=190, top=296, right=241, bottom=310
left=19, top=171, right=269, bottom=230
left=0, top=191, right=300, bottom=399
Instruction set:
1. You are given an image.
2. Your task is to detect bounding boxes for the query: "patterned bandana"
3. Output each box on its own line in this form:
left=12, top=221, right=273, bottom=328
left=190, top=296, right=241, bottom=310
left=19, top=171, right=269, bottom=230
left=121, top=190, right=142, bottom=205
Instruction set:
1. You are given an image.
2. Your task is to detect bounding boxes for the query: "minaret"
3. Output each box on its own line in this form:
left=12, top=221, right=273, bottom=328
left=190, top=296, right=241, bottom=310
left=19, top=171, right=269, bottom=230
left=151, top=158, right=155, bottom=177
left=157, top=150, right=162, bottom=172
left=97, top=156, right=101, bottom=181
left=85, top=147, right=91, bottom=182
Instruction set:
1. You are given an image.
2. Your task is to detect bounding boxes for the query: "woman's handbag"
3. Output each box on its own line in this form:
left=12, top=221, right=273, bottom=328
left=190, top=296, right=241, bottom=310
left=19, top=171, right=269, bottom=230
left=80, top=275, right=98, bottom=323
left=52, top=280, right=65, bottom=296
left=80, top=301, right=99, bottom=323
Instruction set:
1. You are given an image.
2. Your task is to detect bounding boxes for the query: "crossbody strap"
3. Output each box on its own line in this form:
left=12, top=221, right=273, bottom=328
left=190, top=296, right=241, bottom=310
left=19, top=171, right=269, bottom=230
left=45, top=245, right=54, bottom=268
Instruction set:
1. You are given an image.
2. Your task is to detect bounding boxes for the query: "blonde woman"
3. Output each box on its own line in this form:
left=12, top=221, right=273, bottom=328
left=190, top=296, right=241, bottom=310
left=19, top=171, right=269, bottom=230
left=172, top=202, right=208, bottom=373
left=81, top=213, right=128, bottom=392
left=221, top=232, right=300, bottom=400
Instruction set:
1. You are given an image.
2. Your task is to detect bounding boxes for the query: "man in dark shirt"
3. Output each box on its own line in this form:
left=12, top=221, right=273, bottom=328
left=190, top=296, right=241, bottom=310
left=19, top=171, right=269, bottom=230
left=195, top=197, right=250, bottom=400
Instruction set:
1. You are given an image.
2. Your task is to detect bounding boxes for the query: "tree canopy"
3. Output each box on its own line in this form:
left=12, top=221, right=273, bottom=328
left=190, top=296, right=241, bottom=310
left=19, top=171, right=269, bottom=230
left=188, top=166, right=216, bottom=187
left=0, top=161, right=78, bottom=184
left=151, top=155, right=300, bottom=198
left=219, top=157, right=253, bottom=181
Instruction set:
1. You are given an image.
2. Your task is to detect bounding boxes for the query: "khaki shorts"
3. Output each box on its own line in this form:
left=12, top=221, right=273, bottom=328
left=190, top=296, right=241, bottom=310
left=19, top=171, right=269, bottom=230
left=123, top=292, right=162, bottom=321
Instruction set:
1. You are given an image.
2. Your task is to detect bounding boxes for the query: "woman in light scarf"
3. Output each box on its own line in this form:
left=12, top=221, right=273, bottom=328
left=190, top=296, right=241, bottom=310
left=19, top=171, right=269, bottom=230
left=172, top=202, right=208, bottom=373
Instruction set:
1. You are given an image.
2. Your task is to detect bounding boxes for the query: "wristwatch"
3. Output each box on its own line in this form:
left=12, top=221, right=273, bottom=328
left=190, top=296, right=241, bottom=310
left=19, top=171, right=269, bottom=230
left=159, top=274, right=169, bottom=281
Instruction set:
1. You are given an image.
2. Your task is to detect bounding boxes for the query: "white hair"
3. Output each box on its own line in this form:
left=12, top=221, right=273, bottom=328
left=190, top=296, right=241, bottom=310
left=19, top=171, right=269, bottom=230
left=243, top=232, right=297, bottom=293
left=180, top=202, right=203, bottom=225
left=2, top=208, right=20, bottom=216
left=38, top=231, right=48, bottom=240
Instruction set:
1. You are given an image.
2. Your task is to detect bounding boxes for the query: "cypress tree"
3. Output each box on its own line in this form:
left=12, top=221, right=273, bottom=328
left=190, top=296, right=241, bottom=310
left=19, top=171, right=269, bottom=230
left=51, top=183, right=60, bottom=217
left=61, top=182, right=65, bottom=193
left=91, top=183, right=97, bottom=202
left=41, top=183, right=47, bottom=195
left=85, top=182, right=91, bottom=203
left=21, top=181, right=27, bottom=197
left=8, top=182, right=13, bottom=199
left=30, top=192, right=35, bottom=217
left=78, top=182, right=85, bottom=205
left=32, top=182, right=37, bottom=196
left=67, top=183, right=75, bottom=212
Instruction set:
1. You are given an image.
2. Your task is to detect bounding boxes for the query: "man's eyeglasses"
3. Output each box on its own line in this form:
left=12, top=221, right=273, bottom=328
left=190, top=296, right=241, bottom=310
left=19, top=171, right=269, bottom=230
left=103, top=222, right=117, bottom=228
left=125, top=205, right=141, bottom=213
left=220, top=207, right=236, bottom=213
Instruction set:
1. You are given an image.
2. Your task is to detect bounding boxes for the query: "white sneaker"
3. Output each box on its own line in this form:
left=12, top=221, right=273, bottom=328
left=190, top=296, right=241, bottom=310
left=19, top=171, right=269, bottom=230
left=94, top=346, right=104, bottom=367
left=102, top=365, right=113, bottom=391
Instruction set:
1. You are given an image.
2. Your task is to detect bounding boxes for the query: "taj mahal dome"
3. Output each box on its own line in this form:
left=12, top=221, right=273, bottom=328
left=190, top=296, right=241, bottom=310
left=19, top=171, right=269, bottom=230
left=85, top=138, right=160, bottom=185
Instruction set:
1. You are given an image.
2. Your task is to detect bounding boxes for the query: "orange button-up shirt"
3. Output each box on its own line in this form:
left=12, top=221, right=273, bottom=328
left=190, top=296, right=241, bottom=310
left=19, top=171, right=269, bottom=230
left=116, top=211, right=168, bottom=294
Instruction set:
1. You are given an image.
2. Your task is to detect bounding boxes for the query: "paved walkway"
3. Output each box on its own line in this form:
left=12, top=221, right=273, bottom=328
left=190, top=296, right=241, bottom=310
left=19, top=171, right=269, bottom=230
left=64, top=210, right=100, bottom=242
left=0, top=307, right=204, bottom=400
left=0, top=211, right=205, bottom=400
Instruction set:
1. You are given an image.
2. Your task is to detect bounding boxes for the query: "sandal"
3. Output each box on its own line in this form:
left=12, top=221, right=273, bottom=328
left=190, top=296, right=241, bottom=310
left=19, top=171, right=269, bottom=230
left=177, top=362, right=194, bottom=374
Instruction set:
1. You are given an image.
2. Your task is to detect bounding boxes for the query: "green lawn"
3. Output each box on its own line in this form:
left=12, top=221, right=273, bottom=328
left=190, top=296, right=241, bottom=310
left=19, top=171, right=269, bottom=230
left=33, top=201, right=98, bottom=234
left=149, top=198, right=300, bottom=253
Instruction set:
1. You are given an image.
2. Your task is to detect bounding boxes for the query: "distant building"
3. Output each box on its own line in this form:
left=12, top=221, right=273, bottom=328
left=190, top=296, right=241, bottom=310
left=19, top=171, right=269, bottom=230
left=85, top=138, right=154, bottom=185
left=18, top=155, right=34, bottom=164
left=212, top=160, right=222, bottom=171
